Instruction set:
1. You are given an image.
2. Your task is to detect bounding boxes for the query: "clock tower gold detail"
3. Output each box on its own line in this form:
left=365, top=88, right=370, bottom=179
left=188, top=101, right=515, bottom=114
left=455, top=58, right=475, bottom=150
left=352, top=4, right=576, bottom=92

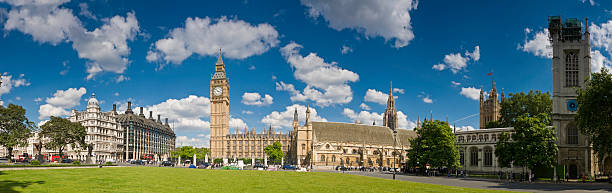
left=210, top=49, right=230, bottom=159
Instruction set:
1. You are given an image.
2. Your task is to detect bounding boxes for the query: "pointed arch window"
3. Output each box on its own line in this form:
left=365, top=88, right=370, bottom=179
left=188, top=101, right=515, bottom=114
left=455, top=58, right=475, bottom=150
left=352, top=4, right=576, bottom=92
left=565, top=52, right=579, bottom=87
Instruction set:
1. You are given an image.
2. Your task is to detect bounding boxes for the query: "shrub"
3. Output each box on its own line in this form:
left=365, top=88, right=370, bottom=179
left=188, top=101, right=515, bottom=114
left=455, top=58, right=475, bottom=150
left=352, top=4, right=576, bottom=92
left=73, top=160, right=81, bottom=165
left=30, top=160, right=40, bottom=165
left=105, top=162, right=113, bottom=166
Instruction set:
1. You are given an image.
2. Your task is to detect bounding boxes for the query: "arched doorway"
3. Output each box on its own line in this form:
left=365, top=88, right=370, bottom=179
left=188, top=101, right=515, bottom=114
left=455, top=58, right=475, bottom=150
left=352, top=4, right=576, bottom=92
left=569, top=164, right=578, bottom=179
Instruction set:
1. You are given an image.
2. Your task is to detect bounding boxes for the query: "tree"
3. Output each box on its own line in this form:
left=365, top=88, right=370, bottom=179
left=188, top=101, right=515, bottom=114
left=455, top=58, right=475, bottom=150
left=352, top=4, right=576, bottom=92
left=499, top=90, right=552, bottom=127
left=40, top=116, right=87, bottom=158
left=264, top=141, right=284, bottom=164
left=484, top=120, right=505, bottom=129
left=495, top=114, right=558, bottom=175
left=576, top=67, right=612, bottom=171
left=171, top=146, right=210, bottom=161
left=0, top=104, right=34, bottom=162
left=406, top=120, right=459, bottom=170
left=495, top=132, right=514, bottom=168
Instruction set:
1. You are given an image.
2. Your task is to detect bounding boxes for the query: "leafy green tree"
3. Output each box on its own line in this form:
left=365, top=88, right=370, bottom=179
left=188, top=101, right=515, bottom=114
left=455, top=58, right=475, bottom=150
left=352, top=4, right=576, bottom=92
left=213, top=158, right=223, bottom=164
left=495, top=132, right=515, bottom=168
left=40, top=116, right=87, bottom=157
left=576, top=67, right=612, bottom=170
left=406, top=120, right=459, bottom=170
left=0, top=104, right=34, bottom=162
left=484, top=120, right=505, bottom=129
left=499, top=90, right=552, bottom=127
left=171, top=146, right=209, bottom=161
left=495, top=114, right=557, bottom=175
left=264, top=141, right=284, bottom=164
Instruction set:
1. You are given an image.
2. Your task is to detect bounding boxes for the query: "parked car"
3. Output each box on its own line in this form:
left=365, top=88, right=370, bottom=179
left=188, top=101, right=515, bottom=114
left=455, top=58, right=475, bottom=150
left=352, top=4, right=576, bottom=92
left=61, top=158, right=73, bottom=163
left=0, top=158, right=9, bottom=163
left=161, top=161, right=174, bottom=167
left=253, top=163, right=266, bottom=169
left=132, top=160, right=145, bottom=165
left=282, top=165, right=297, bottom=170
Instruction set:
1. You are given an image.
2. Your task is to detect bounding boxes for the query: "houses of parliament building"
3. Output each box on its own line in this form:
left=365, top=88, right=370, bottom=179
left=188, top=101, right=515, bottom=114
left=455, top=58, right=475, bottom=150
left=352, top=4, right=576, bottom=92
left=208, top=50, right=415, bottom=167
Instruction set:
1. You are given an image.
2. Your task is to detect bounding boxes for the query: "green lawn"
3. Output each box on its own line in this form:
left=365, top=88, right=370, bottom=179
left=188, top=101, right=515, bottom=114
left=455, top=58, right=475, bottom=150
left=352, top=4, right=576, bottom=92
left=0, top=167, right=512, bottom=192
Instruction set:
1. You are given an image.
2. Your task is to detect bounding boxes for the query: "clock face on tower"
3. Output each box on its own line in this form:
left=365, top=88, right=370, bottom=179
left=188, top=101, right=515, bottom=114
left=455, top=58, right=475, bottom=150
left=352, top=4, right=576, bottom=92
left=567, top=99, right=578, bottom=112
left=214, top=87, right=223, bottom=96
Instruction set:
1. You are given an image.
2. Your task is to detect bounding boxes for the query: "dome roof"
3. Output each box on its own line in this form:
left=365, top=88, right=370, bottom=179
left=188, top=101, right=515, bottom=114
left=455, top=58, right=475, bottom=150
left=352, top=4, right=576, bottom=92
left=87, top=93, right=99, bottom=106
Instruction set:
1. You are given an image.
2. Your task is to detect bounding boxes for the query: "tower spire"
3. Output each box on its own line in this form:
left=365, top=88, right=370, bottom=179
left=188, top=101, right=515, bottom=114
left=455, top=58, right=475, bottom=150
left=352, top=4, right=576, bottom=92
left=217, top=48, right=223, bottom=64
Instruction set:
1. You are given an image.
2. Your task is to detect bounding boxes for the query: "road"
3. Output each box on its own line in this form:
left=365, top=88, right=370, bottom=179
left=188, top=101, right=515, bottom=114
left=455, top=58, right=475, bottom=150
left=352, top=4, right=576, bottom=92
left=334, top=171, right=612, bottom=193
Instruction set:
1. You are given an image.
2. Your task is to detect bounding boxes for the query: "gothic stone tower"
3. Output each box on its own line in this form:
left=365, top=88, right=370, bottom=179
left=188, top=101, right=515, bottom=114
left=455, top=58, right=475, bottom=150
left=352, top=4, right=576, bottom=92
left=548, top=16, right=596, bottom=178
left=383, top=83, right=398, bottom=131
left=210, top=50, right=230, bottom=159
left=479, top=82, right=503, bottom=129
left=292, top=105, right=313, bottom=167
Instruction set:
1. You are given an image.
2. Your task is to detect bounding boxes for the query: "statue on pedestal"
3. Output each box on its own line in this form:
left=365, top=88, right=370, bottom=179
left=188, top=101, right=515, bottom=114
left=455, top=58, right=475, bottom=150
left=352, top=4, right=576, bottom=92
left=34, top=141, right=44, bottom=163
left=86, top=143, right=94, bottom=164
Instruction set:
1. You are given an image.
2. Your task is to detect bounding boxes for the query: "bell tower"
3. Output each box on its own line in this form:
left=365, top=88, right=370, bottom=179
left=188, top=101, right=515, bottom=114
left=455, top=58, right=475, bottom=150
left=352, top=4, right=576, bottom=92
left=548, top=16, right=595, bottom=178
left=210, top=49, right=230, bottom=159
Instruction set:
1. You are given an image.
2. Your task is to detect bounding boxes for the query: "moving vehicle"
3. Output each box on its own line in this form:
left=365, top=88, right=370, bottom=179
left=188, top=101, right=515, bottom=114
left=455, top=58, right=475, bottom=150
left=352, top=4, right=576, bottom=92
left=61, top=158, right=73, bottom=163
left=161, top=161, right=174, bottom=167
left=282, top=165, right=297, bottom=170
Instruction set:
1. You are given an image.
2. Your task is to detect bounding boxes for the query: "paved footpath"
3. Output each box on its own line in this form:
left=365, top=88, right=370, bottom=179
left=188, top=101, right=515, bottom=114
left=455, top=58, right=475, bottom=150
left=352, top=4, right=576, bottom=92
left=333, top=171, right=612, bottom=193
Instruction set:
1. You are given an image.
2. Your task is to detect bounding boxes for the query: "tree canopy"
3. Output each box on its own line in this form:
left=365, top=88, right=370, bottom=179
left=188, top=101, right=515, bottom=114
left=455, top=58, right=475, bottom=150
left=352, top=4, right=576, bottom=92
left=0, top=104, right=34, bottom=161
left=495, top=113, right=558, bottom=173
left=264, top=141, right=284, bottom=162
left=499, top=90, right=552, bottom=127
left=406, top=120, right=459, bottom=169
left=171, top=146, right=210, bottom=161
left=39, top=116, right=87, bottom=157
left=576, top=67, right=612, bottom=163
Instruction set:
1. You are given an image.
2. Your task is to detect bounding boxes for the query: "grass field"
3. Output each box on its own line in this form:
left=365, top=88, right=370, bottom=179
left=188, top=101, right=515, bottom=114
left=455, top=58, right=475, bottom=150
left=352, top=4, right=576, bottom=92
left=0, top=167, right=513, bottom=192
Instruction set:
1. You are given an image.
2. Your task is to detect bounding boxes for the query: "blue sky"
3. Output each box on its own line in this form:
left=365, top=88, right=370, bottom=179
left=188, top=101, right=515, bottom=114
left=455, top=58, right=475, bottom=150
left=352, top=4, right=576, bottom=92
left=1, top=0, right=611, bottom=147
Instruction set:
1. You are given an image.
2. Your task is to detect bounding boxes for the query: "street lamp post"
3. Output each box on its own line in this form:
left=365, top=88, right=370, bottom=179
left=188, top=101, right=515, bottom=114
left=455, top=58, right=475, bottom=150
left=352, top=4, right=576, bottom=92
left=393, top=130, right=397, bottom=180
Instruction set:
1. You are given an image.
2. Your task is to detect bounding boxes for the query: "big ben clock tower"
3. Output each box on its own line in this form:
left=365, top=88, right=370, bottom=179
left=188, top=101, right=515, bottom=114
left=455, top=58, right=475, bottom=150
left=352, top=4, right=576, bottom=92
left=210, top=49, right=230, bottom=159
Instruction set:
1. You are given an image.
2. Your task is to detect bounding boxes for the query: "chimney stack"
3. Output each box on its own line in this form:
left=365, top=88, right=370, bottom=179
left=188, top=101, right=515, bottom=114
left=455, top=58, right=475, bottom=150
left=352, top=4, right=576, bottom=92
left=165, top=118, right=169, bottom=125
left=139, top=107, right=144, bottom=116
left=125, top=101, right=133, bottom=114
left=149, top=111, right=153, bottom=119
left=112, top=104, right=116, bottom=112
left=157, top=115, right=161, bottom=123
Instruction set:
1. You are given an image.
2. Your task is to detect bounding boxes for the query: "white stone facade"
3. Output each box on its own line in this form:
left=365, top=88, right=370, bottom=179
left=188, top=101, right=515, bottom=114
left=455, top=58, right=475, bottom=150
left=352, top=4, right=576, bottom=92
left=67, top=93, right=123, bottom=162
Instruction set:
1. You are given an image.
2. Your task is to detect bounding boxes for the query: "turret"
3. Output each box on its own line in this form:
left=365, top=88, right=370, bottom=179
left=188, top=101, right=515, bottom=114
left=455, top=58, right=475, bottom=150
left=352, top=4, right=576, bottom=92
left=305, top=105, right=311, bottom=125
left=292, top=107, right=299, bottom=128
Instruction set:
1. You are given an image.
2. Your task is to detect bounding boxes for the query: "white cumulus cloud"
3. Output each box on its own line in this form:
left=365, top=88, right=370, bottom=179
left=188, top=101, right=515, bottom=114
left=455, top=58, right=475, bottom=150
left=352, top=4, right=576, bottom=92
left=241, top=92, right=273, bottom=106
left=433, top=46, right=479, bottom=73
left=0, top=73, right=30, bottom=102
left=147, top=16, right=279, bottom=67
left=278, top=42, right=359, bottom=107
left=364, top=89, right=395, bottom=105
left=261, top=104, right=326, bottom=129
left=341, top=45, right=353, bottom=54
left=2, top=1, right=140, bottom=79
left=343, top=108, right=415, bottom=129
left=176, top=135, right=209, bottom=148
left=518, top=28, right=551, bottom=59
left=459, top=87, right=481, bottom=101
left=144, top=95, right=210, bottom=131
left=38, top=87, right=87, bottom=119
left=359, top=103, right=371, bottom=110
left=301, top=0, right=418, bottom=48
